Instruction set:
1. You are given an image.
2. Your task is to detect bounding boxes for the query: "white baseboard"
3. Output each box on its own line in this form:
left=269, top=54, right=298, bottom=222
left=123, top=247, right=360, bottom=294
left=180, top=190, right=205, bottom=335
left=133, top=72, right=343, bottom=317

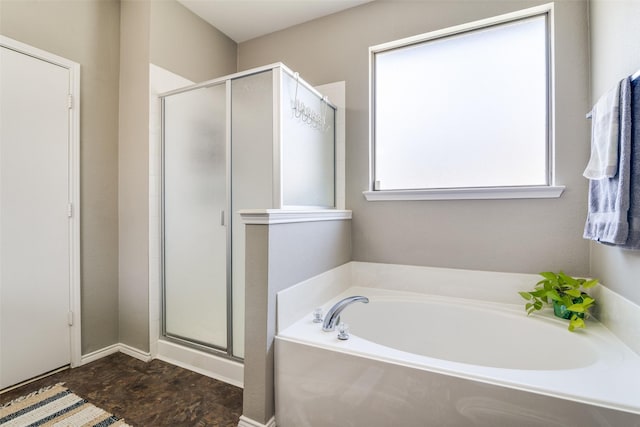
left=156, top=340, right=244, bottom=388
left=80, top=344, right=120, bottom=365
left=79, top=341, right=243, bottom=389
left=80, top=343, right=152, bottom=366
left=118, top=343, right=152, bottom=362
left=238, top=415, right=276, bottom=427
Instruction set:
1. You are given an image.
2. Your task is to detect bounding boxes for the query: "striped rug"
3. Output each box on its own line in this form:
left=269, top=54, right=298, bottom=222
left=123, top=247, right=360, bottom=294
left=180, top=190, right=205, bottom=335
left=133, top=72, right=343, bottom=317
left=0, top=383, right=131, bottom=426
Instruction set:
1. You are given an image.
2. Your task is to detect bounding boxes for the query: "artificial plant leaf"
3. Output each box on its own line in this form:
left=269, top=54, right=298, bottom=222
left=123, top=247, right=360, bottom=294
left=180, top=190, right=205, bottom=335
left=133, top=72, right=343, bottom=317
left=533, top=300, right=543, bottom=310
left=519, top=291, right=532, bottom=300
left=570, top=316, right=585, bottom=331
left=535, top=279, right=547, bottom=287
left=545, top=291, right=563, bottom=302
left=539, top=272, right=557, bottom=281
left=567, top=304, right=585, bottom=313
left=565, top=289, right=582, bottom=298
left=583, top=279, right=599, bottom=289
left=581, top=296, right=595, bottom=305
left=559, top=272, right=579, bottom=287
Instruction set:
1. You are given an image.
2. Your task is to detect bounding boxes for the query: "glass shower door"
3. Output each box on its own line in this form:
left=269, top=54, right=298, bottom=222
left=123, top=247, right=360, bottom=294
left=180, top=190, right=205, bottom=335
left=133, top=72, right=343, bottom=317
left=162, top=83, right=228, bottom=350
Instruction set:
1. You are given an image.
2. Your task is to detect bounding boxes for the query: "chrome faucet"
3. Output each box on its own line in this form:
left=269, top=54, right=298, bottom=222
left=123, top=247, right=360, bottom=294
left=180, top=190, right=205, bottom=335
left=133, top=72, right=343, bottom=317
left=322, top=296, right=369, bottom=332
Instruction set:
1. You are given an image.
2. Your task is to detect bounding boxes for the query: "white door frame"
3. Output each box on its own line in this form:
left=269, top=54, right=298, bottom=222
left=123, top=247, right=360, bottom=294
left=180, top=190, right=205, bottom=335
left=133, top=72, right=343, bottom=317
left=0, top=35, right=81, bottom=368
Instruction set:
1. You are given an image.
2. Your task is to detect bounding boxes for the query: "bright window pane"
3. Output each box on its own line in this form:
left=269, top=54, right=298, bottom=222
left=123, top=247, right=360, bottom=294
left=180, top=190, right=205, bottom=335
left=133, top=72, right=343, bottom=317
left=373, top=14, right=549, bottom=190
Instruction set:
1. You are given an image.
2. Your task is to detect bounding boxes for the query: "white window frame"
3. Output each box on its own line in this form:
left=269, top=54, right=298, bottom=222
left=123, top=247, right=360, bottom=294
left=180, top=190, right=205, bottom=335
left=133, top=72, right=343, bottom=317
left=364, top=3, right=564, bottom=201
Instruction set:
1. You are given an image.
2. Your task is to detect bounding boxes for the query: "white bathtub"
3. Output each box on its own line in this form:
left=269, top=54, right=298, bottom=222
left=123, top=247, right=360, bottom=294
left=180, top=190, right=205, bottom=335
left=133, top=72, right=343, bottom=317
left=276, top=275, right=640, bottom=426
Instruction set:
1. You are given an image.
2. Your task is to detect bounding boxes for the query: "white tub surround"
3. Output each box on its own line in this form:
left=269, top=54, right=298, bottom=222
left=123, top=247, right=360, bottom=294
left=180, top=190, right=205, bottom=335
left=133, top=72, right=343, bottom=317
left=275, top=262, right=640, bottom=426
left=590, top=284, right=640, bottom=356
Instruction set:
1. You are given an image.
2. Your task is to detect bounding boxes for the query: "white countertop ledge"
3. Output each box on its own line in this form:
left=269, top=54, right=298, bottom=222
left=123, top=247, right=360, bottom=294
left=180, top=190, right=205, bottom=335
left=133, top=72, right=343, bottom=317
left=239, top=209, right=352, bottom=225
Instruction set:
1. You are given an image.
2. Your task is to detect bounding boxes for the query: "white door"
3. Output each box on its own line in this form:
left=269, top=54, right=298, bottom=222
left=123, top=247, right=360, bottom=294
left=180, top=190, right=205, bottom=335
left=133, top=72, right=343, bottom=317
left=0, top=44, right=73, bottom=389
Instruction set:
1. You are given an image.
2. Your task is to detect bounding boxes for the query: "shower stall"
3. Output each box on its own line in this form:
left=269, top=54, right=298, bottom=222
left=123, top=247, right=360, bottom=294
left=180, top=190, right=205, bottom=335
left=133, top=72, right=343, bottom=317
left=160, top=63, right=336, bottom=361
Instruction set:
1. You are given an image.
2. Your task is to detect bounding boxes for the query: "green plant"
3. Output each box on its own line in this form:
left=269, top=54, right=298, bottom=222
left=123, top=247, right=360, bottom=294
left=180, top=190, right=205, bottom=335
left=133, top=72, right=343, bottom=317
left=519, top=272, right=598, bottom=331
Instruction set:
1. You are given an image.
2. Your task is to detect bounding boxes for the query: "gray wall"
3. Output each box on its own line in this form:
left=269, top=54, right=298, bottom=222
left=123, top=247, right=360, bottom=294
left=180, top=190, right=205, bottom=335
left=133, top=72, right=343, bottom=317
left=243, top=220, right=351, bottom=424
left=0, top=0, right=121, bottom=354
left=118, top=0, right=237, bottom=353
left=589, top=1, right=640, bottom=306
left=118, top=0, right=151, bottom=352
left=238, top=0, right=592, bottom=277
left=150, top=0, right=237, bottom=83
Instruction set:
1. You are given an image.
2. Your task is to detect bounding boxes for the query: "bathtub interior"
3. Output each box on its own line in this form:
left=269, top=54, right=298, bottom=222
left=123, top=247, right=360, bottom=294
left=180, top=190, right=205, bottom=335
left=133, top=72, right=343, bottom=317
left=342, top=293, right=603, bottom=370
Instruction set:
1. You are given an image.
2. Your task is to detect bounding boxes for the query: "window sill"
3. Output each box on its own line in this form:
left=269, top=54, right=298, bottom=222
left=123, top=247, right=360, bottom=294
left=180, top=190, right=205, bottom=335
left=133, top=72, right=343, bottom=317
left=363, top=186, right=565, bottom=201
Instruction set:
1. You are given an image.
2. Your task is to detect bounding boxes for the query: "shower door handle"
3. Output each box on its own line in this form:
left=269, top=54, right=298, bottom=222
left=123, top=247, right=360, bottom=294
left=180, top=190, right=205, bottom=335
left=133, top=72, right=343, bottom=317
left=220, top=210, right=225, bottom=226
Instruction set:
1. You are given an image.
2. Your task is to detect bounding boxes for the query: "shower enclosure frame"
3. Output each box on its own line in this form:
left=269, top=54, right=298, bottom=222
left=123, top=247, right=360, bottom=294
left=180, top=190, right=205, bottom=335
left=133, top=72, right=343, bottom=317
left=160, top=77, right=234, bottom=359
left=159, top=63, right=337, bottom=362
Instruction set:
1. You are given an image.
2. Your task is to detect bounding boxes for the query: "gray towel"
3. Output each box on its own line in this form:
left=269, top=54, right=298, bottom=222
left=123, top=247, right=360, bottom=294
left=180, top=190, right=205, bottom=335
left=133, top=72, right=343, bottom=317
left=617, top=76, right=640, bottom=249
left=583, top=77, right=632, bottom=244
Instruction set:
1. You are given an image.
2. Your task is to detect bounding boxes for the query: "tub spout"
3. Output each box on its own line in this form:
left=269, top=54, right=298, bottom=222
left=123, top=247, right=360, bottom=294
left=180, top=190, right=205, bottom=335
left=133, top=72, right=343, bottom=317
left=322, top=296, right=369, bottom=332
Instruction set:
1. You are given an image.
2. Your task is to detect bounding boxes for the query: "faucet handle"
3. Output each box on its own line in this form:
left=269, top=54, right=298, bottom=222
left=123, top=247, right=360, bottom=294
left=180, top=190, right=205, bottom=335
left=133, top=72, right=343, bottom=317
left=312, top=308, right=323, bottom=323
left=337, top=322, right=350, bottom=340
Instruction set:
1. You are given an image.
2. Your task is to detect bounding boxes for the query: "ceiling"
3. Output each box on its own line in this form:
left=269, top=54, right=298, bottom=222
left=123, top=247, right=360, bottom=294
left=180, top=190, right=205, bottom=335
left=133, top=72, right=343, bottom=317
left=177, top=0, right=372, bottom=43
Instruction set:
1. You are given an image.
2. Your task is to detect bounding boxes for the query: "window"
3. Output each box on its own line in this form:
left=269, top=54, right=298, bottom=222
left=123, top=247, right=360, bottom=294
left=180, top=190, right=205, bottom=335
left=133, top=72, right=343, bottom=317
left=365, top=4, right=564, bottom=201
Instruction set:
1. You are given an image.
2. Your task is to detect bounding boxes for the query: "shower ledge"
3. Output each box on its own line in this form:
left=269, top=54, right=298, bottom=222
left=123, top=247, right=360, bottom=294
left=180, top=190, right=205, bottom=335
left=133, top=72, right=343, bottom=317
left=239, top=209, right=352, bottom=225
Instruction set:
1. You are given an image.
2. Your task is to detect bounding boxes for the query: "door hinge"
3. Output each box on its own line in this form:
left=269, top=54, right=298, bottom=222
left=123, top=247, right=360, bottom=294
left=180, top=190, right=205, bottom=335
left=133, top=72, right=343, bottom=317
left=68, top=94, right=73, bottom=110
left=67, top=203, right=73, bottom=218
left=68, top=311, right=74, bottom=326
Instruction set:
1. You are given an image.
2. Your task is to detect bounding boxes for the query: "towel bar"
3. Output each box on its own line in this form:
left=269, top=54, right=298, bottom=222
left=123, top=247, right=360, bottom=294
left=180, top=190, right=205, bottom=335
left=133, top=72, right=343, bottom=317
left=586, top=70, right=639, bottom=119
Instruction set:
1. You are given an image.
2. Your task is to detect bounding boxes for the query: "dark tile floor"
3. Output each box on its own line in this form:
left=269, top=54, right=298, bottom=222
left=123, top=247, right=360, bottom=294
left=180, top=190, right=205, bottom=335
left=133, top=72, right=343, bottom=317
left=0, top=352, right=243, bottom=427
